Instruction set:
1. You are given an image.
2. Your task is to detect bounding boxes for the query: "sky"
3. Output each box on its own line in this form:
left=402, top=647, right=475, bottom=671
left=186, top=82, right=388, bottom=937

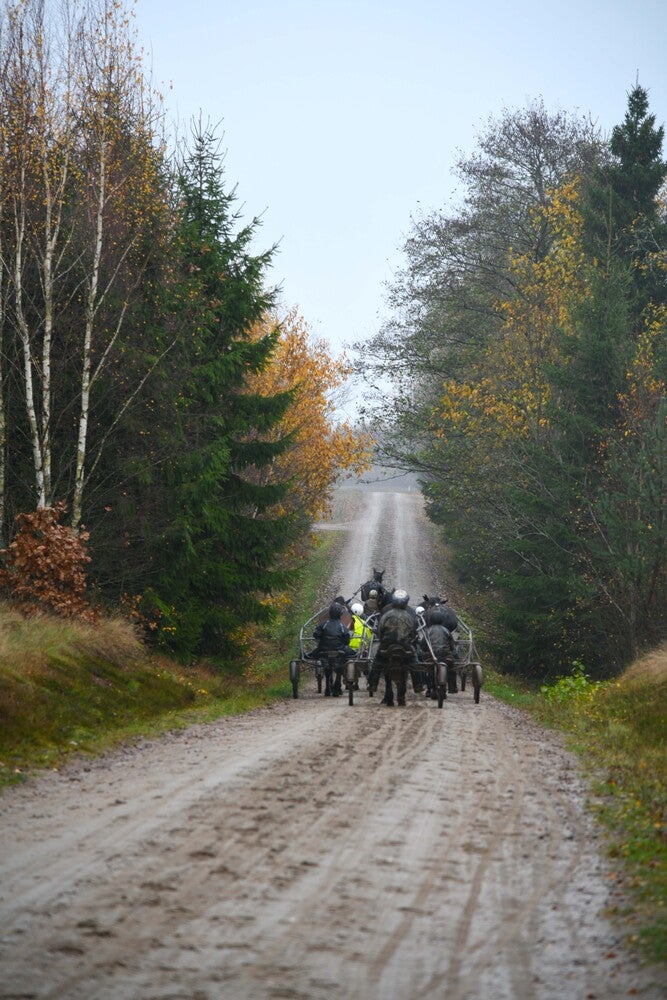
left=133, top=0, right=666, bottom=419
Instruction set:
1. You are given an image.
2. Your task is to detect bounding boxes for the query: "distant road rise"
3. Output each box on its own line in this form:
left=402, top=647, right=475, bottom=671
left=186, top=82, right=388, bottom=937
left=342, top=465, right=421, bottom=494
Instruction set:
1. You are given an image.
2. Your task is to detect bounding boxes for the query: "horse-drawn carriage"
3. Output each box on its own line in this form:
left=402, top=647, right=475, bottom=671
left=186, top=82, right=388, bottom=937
left=413, top=609, right=484, bottom=706
left=449, top=616, right=484, bottom=703
left=289, top=585, right=483, bottom=707
left=288, top=605, right=375, bottom=705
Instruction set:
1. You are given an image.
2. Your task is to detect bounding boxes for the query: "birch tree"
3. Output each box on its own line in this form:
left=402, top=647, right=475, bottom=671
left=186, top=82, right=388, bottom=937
left=0, top=0, right=169, bottom=539
left=67, top=0, right=169, bottom=529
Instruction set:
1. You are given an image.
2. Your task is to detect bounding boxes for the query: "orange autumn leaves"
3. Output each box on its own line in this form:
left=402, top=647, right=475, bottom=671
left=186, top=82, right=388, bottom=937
left=244, top=308, right=373, bottom=523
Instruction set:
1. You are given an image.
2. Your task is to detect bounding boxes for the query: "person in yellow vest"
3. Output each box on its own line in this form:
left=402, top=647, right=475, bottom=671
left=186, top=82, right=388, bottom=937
left=348, top=601, right=374, bottom=691
left=349, top=602, right=373, bottom=656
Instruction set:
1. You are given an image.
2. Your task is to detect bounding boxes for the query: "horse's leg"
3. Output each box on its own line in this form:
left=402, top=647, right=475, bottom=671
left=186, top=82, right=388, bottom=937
left=332, top=664, right=342, bottom=696
left=383, top=677, right=395, bottom=706
left=324, top=666, right=332, bottom=696
left=397, top=673, right=407, bottom=706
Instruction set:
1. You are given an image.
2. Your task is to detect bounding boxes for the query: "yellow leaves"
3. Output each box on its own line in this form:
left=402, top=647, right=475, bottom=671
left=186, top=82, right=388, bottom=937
left=436, top=179, right=589, bottom=444
left=617, top=305, right=667, bottom=438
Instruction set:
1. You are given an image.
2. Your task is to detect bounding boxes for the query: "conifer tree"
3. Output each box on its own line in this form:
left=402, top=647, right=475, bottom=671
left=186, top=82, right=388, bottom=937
left=146, top=125, right=294, bottom=661
left=374, top=89, right=665, bottom=676
left=583, top=84, right=667, bottom=309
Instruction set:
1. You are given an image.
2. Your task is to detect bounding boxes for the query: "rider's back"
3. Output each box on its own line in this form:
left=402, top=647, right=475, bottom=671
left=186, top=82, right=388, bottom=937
left=378, top=607, right=415, bottom=651
left=425, top=623, right=454, bottom=659
left=314, top=618, right=350, bottom=652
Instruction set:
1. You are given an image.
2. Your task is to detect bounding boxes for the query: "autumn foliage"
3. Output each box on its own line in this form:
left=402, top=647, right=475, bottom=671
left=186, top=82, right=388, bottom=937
left=436, top=179, right=588, bottom=441
left=368, top=91, right=666, bottom=676
left=245, top=308, right=373, bottom=524
left=0, top=504, right=96, bottom=621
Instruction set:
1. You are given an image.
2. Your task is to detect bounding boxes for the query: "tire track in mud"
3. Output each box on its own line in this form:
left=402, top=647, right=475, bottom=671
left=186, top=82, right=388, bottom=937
left=413, top=702, right=579, bottom=999
left=0, top=486, right=663, bottom=1000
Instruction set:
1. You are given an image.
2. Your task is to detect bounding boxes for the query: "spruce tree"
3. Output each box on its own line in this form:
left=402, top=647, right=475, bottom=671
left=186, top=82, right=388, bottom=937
left=583, top=84, right=667, bottom=308
left=148, top=125, right=294, bottom=661
left=608, top=85, right=665, bottom=228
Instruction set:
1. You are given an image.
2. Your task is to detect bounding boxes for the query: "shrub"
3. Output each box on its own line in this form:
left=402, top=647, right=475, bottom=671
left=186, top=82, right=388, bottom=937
left=0, top=503, right=96, bottom=621
left=540, top=659, right=601, bottom=704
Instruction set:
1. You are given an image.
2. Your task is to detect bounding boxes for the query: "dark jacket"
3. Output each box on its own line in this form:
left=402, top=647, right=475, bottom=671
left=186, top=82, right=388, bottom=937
left=312, top=618, right=352, bottom=654
left=422, top=623, right=454, bottom=660
left=377, top=606, right=417, bottom=650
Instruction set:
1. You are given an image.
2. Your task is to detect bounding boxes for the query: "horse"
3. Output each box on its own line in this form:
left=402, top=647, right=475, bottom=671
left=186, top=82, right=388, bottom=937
left=368, top=642, right=414, bottom=706
left=422, top=593, right=458, bottom=631
left=360, top=568, right=386, bottom=602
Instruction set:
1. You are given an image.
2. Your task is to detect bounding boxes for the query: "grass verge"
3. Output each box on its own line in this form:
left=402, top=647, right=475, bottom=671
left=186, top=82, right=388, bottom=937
left=486, top=648, right=667, bottom=965
left=0, top=531, right=342, bottom=790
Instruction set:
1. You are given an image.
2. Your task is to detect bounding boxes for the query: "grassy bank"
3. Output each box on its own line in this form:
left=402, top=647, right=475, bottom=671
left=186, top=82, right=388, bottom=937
left=0, top=531, right=342, bottom=789
left=485, top=648, right=667, bottom=964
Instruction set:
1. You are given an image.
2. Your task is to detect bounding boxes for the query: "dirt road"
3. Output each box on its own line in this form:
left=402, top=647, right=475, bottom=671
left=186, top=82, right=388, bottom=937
left=0, top=485, right=663, bottom=999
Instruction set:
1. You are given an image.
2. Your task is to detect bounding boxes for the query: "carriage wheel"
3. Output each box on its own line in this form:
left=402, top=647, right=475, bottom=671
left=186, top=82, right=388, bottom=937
left=289, top=660, right=300, bottom=699
left=472, top=663, right=483, bottom=704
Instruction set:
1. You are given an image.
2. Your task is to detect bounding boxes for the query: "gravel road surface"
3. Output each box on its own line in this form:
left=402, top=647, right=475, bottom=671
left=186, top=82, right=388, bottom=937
left=0, top=483, right=663, bottom=1000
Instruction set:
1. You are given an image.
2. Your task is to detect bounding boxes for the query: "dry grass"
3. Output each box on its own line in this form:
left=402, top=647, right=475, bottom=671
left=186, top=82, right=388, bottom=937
left=623, top=641, right=667, bottom=684
left=0, top=603, right=143, bottom=679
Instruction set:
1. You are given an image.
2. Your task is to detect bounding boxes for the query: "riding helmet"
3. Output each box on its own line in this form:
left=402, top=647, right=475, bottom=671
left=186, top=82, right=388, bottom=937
left=392, top=589, right=409, bottom=608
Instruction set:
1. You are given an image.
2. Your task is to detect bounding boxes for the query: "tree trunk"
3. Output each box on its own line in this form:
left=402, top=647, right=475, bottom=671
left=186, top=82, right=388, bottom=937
left=72, top=144, right=106, bottom=532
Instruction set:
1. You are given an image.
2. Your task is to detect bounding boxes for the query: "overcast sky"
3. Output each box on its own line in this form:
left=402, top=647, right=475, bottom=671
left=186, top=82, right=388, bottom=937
left=133, top=0, right=666, bottom=418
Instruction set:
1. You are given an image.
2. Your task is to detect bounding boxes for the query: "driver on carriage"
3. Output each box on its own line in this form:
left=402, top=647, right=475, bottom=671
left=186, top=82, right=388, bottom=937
left=369, top=589, right=423, bottom=706
left=306, top=601, right=354, bottom=697
left=349, top=602, right=373, bottom=655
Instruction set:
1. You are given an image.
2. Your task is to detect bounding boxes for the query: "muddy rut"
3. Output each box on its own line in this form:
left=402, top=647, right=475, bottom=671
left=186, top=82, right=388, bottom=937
left=0, top=483, right=663, bottom=999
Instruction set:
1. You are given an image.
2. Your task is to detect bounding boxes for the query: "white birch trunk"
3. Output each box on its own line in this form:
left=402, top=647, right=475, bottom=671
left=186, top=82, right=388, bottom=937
left=41, top=181, right=53, bottom=503
left=36, top=11, right=75, bottom=506
left=14, top=166, right=46, bottom=508
left=72, top=141, right=106, bottom=531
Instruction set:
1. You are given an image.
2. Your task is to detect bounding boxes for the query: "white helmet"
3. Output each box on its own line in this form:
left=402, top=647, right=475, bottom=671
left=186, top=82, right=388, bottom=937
left=415, top=605, right=425, bottom=616
left=351, top=602, right=364, bottom=617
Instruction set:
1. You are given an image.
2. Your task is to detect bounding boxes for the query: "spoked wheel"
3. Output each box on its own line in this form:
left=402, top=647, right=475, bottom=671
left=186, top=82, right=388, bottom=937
left=472, top=663, right=483, bottom=704
left=289, top=660, right=300, bottom=699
